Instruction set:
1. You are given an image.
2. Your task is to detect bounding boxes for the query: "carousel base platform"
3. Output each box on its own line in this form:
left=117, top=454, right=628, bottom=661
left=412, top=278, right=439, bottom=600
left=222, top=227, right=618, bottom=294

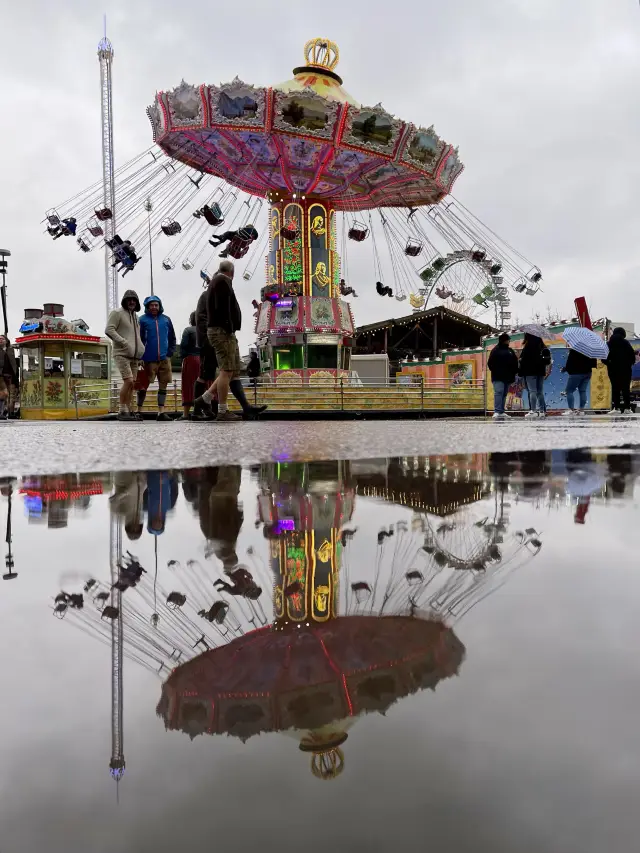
left=122, top=384, right=485, bottom=419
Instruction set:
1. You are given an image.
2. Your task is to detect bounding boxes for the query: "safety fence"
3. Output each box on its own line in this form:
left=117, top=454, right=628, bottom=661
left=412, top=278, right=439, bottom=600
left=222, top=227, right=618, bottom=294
left=70, top=377, right=486, bottom=417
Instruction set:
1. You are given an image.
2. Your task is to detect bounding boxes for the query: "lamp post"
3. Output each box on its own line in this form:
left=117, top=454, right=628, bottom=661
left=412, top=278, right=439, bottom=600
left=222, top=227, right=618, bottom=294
left=0, top=249, right=10, bottom=337
left=144, top=197, right=154, bottom=296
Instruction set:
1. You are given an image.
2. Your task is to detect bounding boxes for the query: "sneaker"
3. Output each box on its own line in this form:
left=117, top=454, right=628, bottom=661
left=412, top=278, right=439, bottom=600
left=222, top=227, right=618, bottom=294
left=243, top=404, right=268, bottom=420
left=538, top=411, right=546, bottom=418
left=577, top=409, right=587, bottom=416
left=492, top=412, right=506, bottom=420
left=525, top=411, right=538, bottom=419
left=622, top=409, right=634, bottom=416
left=562, top=410, right=576, bottom=417
left=157, top=412, right=171, bottom=422
left=216, top=410, right=242, bottom=422
left=117, top=411, right=134, bottom=421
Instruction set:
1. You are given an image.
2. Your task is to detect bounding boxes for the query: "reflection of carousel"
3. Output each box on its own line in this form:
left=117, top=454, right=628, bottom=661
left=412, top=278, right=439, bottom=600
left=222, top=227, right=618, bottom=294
left=53, top=457, right=541, bottom=780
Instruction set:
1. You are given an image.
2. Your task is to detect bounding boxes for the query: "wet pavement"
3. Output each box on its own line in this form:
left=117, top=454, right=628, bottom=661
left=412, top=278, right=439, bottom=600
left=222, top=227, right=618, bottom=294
left=2, top=415, right=640, bottom=475
left=1, top=449, right=639, bottom=852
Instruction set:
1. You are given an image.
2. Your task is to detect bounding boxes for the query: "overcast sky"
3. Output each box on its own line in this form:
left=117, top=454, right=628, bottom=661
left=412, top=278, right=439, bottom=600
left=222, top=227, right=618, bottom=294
left=1, top=0, right=639, bottom=351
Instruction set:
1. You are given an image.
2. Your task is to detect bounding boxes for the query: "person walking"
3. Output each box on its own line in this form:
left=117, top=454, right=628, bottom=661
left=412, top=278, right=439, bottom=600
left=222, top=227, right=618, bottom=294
left=0, top=336, right=17, bottom=420
left=605, top=327, right=636, bottom=414
left=561, top=347, right=597, bottom=416
left=105, top=289, right=145, bottom=421
left=192, top=285, right=218, bottom=420
left=487, top=333, right=519, bottom=420
left=193, top=261, right=266, bottom=422
left=247, top=350, right=260, bottom=388
left=518, top=333, right=551, bottom=419
left=179, top=312, right=200, bottom=420
left=135, top=296, right=176, bottom=421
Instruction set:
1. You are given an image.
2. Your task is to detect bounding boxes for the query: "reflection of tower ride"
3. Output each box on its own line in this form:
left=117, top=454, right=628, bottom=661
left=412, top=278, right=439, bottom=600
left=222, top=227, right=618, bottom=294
left=109, top=515, right=125, bottom=789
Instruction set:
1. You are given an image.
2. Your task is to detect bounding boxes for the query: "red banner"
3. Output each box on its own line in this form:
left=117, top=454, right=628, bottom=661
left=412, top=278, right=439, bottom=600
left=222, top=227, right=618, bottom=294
left=574, top=297, right=592, bottom=330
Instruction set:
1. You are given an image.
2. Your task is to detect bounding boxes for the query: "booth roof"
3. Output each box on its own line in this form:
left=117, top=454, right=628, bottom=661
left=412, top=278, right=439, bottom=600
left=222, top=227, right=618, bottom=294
left=355, top=307, right=495, bottom=336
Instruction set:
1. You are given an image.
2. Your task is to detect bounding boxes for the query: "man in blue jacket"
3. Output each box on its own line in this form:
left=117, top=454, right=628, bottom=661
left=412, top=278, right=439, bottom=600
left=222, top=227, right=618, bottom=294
left=135, top=296, right=176, bottom=421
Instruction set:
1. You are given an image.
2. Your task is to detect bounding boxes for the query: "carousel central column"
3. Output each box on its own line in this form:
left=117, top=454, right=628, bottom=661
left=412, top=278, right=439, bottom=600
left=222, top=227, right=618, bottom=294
left=258, top=192, right=350, bottom=384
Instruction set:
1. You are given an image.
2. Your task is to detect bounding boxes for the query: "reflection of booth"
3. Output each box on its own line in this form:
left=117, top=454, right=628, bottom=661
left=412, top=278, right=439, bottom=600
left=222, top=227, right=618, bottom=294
left=15, top=304, right=111, bottom=420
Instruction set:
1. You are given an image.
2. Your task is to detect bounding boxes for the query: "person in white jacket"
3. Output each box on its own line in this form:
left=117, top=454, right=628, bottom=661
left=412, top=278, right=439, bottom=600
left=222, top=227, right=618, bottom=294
left=105, top=289, right=145, bottom=421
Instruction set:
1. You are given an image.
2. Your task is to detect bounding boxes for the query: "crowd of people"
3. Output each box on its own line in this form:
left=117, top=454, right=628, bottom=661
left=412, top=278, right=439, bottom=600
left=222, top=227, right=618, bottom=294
left=105, top=259, right=266, bottom=422
left=488, top=327, right=637, bottom=420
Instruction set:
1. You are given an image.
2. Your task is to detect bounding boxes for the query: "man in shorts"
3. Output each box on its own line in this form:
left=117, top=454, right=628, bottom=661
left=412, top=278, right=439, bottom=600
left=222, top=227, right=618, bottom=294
left=193, top=261, right=266, bottom=421
left=105, top=289, right=145, bottom=421
left=135, top=296, right=176, bottom=422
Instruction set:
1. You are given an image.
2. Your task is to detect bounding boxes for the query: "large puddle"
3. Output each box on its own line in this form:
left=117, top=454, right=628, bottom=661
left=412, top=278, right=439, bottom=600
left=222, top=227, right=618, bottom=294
left=1, top=449, right=638, bottom=851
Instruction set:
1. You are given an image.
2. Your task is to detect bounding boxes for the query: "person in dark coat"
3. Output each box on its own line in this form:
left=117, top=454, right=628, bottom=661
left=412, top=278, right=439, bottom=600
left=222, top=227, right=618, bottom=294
left=561, top=348, right=597, bottom=415
left=0, top=336, right=18, bottom=420
left=179, top=312, right=200, bottom=420
left=605, top=327, right=636, bottom=413
left=518, top=333, right=552, bottom=418
left=487, top=333, right=519, bottom=419
left=247, top=351, right=260, bottom=388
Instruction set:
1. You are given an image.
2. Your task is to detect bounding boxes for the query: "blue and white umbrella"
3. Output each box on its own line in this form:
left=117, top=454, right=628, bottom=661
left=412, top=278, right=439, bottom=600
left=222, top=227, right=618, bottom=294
left=562, top=327, right=608, bottom=360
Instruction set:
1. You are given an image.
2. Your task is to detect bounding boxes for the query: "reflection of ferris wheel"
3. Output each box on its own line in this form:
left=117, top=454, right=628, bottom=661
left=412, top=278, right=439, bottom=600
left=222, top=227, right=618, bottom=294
left=341, top=494, right=542, bottom=624
left=418, top=249, right=511, bottom=323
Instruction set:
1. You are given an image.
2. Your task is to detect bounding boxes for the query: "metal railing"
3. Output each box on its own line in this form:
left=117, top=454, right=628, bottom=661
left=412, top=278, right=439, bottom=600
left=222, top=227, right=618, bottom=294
left=71, top=376, right=486, bottom=417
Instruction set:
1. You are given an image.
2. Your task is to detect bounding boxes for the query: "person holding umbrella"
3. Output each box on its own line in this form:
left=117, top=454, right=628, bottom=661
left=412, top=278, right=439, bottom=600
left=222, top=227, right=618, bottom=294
left=604, top=327, right=636, bottom=414
left=560, top=327, right=608, bottom=416
left=518, top=329, right=552, bottom=418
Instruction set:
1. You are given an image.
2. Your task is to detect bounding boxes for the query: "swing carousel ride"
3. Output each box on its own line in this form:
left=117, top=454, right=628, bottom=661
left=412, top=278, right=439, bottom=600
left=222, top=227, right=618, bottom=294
left=53, top=458, right=542, bottom=780
left=46, top=38, right=542, bottom=383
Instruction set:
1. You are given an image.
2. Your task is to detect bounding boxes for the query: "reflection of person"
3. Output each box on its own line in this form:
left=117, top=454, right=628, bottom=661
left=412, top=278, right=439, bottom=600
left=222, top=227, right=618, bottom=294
left=135, top=296, right=176, bottom=422
left=561, top=348, right=597, bottom=415
left=519, top=333, right=551, bottom=418
left=0, top=335, right=18, bottom=420
left=109, top=471, right=147, bottom=540
left=179, top=312, right=200, bottom=420
left=605, top=327, right=635, bottom=414
left=197, top=466, right=243, bottom=570
left=487, top=333, right=519, bottom=420
left=105, top=289, right=145, bottom=421
left=144, top=471, right=178, bottom=535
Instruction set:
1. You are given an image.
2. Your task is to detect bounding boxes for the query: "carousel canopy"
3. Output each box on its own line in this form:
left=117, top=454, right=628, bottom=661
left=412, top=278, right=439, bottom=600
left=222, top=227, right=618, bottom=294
left=146, top=39, right=464, bottom=210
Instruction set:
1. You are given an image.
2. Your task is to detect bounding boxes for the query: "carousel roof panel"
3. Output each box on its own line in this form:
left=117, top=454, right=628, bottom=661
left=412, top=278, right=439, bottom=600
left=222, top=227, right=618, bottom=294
left=147, top=79, right=464, bottom=210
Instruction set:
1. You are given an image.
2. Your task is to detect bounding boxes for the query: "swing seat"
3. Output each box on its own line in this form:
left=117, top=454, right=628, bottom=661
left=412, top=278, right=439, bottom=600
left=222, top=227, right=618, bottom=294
left=418, top=266, right=435, bottom=282
left=226, top=238, right=251, bottom=259
left=481, top=285, right=495, bottom=299
left=280, top=226, right=300, bottom=241
left=526, top=286, right=538, bottom=296
left=513, top=278, right=527, bottom=293
left=473, top=294, right=488, bottom=306
left=471, top=249, right=486, bottom=262
left=182, top=259, right=194, bottom=270
left=431, top=257, right=446, bottom=271
left=87, top=220, right=104, bottom=238
left=451, top=294, right=464, bottom=304
left=105, top=234, right=123, bottom=249
left=348, top=222, right=369, bottom=242
left=202, top=203, right=224, bottom=226
left=76, top=237, right=91, bottom=253
left=94, top=207, right=113, bottom=221
left=529, top=270, right=542, bottom=284
left=243, top=271, right=252, bottom=280
left=46, top=209, right=61, bottom=227
left=435, top=286, right=453, bottom=299
left=200, top=269, right=210, bottom=281
left=409, top=293, right=423, bottom=309
left=404, top=239, right=423, bottom=257
left=395, top=294, right=407, bottom=301
left=162, top=259, right=174, bottom=271
left=161, top=219, right=182, bottom=236
left=490, top=262, right=502, bottom=275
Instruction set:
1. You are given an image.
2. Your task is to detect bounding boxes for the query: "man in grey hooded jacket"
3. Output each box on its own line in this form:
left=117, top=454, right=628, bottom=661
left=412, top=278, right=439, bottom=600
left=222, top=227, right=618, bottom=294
left=105, top=289, right=145, bottom=420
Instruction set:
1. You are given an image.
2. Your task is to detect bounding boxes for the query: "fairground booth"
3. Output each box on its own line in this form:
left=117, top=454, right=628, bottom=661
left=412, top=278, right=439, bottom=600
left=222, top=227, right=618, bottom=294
left=15, top=303, right=111, bottom=420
